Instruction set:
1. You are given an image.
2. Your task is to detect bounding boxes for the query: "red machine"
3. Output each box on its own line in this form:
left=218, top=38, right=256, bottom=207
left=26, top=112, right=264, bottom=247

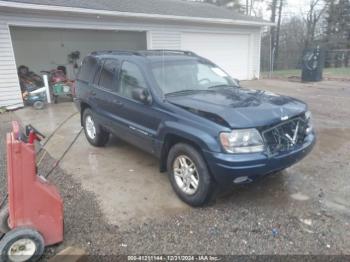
left=0, top=122, right=63, bottom=261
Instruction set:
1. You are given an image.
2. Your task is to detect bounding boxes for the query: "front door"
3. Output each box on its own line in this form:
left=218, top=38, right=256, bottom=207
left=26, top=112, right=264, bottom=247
left=112, top=60, right=161, bottom=154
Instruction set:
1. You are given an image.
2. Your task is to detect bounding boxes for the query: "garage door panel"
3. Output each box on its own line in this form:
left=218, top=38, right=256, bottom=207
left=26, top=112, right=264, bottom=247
left=181, top=33, right=250, bottom=80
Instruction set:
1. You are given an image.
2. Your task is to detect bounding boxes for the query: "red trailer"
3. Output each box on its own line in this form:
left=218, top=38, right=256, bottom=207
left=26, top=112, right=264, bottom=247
left=0, top=122, right=63, bottom=261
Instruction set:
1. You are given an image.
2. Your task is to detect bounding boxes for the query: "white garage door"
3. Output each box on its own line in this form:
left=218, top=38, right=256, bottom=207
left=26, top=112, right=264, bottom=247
left=182, top=32, right=251, bottom=80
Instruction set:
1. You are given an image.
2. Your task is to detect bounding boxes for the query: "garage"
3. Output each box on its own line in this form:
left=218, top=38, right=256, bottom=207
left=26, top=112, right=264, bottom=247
left=182, top=32, right=251, bottom=80
left=0, top=0, right=272, bottom=109
left=10, top=27, right=147, bottom=80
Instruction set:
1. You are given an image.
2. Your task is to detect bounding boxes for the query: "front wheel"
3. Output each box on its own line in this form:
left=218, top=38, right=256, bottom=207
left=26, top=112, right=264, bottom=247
left=0, top=227, right=45, bottom=262
left=83, top=108, right=109, bottom=147
left=167, top=143, right=216, bottom=207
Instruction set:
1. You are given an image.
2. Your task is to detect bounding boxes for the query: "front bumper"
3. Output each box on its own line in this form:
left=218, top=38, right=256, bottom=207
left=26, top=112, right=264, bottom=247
left=204, top=133, right=316, bottom=187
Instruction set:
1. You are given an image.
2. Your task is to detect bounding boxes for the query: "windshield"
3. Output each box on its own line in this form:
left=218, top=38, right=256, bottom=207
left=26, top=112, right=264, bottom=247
left=151, top=59, right=237, bottom=95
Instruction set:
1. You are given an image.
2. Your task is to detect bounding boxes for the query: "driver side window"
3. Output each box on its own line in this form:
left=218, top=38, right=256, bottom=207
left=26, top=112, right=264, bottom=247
left=118, top=61, right=147, bottom=100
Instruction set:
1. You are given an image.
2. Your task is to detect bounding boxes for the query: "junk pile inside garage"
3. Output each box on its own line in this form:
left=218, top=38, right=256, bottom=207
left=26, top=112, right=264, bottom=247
left=10, top=27, right=147, bottom=109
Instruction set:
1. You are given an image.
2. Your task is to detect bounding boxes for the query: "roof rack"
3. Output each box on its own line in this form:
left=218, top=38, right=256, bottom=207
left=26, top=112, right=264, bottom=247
left=146, top=50, right=198, bottom=56
left=90, top=49, right=199, bottom=57
left=90, top=50, right=141, bottom=56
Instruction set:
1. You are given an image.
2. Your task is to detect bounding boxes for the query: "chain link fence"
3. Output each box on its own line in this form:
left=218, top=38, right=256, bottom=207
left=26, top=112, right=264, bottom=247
left=260, top=30, right=350, bottom=80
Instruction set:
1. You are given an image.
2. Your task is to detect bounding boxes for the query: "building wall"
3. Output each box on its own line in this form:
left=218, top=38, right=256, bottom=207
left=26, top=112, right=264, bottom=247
left=0, top=10, right=263, bottom=109
left=147, top=31, right=181, bottom=50
left=0, top=20, right=23, bottom=108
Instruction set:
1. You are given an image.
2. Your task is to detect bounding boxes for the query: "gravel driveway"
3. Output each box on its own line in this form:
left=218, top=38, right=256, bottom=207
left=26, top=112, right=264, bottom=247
left=0, top=79, right=349, bottom=261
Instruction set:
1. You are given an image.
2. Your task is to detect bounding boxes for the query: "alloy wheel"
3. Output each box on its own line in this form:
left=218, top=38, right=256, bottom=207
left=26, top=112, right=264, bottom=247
left=173, top=155, right=199, bottom=195
left=85, top=115, right=96, bottom=139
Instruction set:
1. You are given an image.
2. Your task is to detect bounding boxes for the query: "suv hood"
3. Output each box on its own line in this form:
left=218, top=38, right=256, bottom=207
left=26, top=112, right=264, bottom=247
left=167, top=88, right=307, bottom=128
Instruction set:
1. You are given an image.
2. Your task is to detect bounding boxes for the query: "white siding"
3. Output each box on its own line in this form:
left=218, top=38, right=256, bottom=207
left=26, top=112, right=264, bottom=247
left=0, top=20, right=22, bottom=109
left=147, top=31, right=181, bottom=50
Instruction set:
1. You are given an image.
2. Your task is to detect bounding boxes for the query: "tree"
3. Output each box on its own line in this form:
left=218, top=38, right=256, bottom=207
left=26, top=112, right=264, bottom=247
left=268, top=0, right=284, bottom=70
left=278, top=16, right=307, bottom=69
left=323, top=0, right=350, bottom=67
left=200, top=0, right=244, bottom=13
left=261, top=15, right=307, bottom=71
left=303, top=0, right=327, bottom=48
left=246, top=0, right=265, bottom=16
left=192, top=0, right=265, bottom=16
left=274, top=0, right=284, bottom=68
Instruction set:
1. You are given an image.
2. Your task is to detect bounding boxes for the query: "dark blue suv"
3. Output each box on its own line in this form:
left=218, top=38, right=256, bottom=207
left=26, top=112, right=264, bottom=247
left=75, top=50, right=316, bottom=206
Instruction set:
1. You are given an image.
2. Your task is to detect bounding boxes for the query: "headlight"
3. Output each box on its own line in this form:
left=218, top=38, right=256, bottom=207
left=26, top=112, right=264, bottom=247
left=305, top=110, right=313, bottom=134
left=219, top=129, right=265, bottom=153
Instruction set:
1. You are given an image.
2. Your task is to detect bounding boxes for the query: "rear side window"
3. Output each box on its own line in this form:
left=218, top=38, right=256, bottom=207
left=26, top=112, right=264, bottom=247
left=98, top=59, right=120, bottom=91
left=78, top=56, right=98, bottom=83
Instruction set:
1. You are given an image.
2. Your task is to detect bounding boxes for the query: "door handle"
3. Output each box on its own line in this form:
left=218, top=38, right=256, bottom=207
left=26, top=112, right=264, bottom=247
left=90, top=91, right=96, bottom=96
left=112, top=99, right=123, bottom=107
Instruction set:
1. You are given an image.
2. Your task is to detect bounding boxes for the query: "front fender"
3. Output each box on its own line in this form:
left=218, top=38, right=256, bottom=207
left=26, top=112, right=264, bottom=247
left=158, top=120, right=221, bottom=153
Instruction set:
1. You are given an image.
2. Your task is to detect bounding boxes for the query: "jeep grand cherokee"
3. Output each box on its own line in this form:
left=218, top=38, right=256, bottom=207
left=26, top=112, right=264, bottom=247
left=75, top=50, right=316, bottom=206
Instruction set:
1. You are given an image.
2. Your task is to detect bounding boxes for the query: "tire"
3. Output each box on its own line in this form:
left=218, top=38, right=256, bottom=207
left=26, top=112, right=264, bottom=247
left=32, top=101, right=44, bottom=110
left=167, top=143, right=216, bottom=207
left=83, top=108, right=109, bottom=147
left=0, top=227, right=45, bottom=262
left=0, top=206, right=10, bottom=234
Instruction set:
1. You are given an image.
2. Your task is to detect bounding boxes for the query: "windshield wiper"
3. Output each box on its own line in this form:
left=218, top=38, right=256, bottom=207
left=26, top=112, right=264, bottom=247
left=165, top=89, right=207, bottom=96
left=208, top=84, right=238, bottom=90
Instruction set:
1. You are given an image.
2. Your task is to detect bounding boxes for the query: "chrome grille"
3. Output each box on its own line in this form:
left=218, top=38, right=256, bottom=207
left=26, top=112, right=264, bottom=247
left=262, top=117, right=308, bottom=156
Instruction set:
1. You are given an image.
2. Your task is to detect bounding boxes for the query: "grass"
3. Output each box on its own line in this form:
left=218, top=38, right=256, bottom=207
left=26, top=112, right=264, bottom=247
left=261, top=67, right=350, bottom=79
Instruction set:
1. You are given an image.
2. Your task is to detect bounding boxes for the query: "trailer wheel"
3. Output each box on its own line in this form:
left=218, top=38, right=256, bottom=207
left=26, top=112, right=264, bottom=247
left=0, top=227, right=44, bottom=262
left=33, top=101, right=45, bottom=110
left=0, top=206, right=10, bottom=233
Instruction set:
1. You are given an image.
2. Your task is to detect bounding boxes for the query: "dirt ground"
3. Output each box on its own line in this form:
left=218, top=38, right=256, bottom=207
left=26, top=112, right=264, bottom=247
left=0, top=79, right=349, bottom=260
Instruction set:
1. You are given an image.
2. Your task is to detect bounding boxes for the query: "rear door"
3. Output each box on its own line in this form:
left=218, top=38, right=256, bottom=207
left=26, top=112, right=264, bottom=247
left=76, top=56, right=99, bottom=106
left=92, top=58, right=122, bottom=130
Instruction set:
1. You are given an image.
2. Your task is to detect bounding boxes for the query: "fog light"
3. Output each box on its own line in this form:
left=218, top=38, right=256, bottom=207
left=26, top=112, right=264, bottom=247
left=233, top=176, right=249, bottom=184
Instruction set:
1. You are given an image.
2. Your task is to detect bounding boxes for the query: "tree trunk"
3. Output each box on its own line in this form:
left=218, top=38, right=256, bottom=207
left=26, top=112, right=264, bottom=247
left=270, top=0, right=278, bottom=71
left=274, top=0, right=284, bottom=70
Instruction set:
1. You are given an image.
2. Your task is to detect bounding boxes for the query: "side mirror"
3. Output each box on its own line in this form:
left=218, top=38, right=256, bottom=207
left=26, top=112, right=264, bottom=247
left=232, top=78, right=240, bottom=87
left=132, top=87, right=152, bottom=104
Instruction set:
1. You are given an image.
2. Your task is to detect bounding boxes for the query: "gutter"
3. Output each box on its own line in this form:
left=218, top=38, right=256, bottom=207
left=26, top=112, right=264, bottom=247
left=0, top=1, right=274, bottom=27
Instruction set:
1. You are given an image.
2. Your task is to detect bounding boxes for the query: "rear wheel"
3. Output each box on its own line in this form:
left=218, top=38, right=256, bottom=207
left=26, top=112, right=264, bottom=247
left=167, top=143, right=216, bottom=207
left=83, top=108, right=109, bottom=147
left=0, top=227, right=45, bottom=262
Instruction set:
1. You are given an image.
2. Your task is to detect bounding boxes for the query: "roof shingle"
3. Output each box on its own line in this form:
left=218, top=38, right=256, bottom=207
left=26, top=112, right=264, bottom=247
left=2, top=0, right=268, bottom=23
